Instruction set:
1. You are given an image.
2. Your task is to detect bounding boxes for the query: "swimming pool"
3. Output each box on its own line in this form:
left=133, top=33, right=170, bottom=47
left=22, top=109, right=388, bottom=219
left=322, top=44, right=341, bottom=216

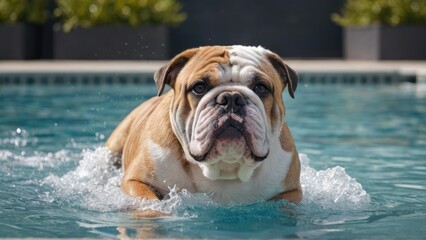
left=1, top=83, right=425, bottom=238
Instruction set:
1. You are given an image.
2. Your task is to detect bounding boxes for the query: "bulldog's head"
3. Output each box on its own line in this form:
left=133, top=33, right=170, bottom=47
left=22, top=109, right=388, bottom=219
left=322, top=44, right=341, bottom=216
left=154, top=46, right=298, bottom=182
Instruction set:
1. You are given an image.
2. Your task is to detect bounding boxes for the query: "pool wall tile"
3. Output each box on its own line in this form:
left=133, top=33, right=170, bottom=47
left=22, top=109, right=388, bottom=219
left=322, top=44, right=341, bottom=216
left=0, top=72, right=417, bottom=85
left=0, top=72, right=154, bottom=85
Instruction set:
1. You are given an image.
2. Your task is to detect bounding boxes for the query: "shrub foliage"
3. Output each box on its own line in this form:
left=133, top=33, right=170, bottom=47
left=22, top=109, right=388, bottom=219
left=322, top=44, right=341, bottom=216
left=332, top=0, right=426, bottom=27
left=0, top=0, right=49, bottom=24
left=54, top=0, right=186, bottom=32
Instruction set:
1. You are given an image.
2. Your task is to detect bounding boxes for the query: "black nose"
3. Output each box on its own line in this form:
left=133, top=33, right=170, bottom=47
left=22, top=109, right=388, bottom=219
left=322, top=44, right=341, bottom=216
left=216, top=92, right=247, bottom=113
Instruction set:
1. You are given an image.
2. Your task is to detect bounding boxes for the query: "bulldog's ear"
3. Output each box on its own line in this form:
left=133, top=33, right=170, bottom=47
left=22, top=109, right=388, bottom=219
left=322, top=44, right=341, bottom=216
left=267, top=53, right=298, bottom=99
left=154, top=48, right=199, bottom=96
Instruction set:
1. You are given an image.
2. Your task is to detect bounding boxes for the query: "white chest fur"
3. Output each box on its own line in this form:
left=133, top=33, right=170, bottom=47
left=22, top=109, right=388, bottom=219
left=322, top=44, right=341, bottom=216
left=190, top=140, right=292, bottom=203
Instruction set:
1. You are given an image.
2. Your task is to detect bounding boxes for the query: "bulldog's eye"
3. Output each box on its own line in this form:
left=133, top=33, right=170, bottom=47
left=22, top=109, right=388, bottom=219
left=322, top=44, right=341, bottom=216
left=254, top=83, right=269, bottom=96
left=192, top=82, right=207, bottom=95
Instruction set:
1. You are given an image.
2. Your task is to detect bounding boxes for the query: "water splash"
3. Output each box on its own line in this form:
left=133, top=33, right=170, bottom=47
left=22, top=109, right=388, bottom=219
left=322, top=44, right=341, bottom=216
left=43, top=147, right=215, bottom=215
left=299, top=153, right=371, bottom=210
left=42, top=147, right=370, bottom=215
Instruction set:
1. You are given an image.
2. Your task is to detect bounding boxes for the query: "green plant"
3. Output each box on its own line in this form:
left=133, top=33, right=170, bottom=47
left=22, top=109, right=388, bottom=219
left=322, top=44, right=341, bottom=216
left=0, top=0, right=49, bottom=24
left=54, top=0, right=186, bottom=32
left=332, top=0, right=426, bottom=27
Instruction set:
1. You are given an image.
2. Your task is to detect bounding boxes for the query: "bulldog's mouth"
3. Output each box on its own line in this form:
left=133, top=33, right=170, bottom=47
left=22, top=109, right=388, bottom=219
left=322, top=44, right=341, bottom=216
left=189, top=114, right=268, bottom=163
left=218, top=126, right=243, bottom=139
left=192, top=120, right=269, bottom=181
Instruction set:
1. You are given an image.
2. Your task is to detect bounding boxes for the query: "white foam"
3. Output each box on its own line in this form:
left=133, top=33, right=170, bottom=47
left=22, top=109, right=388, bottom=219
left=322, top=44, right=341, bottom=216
left=42, top=147, right=370, bottom=214
left=299, top=153, right=371, bottom=209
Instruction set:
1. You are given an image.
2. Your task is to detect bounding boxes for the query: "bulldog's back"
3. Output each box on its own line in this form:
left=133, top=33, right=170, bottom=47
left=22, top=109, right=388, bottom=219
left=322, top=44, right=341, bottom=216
left=105, top=94, right=166, bottom=167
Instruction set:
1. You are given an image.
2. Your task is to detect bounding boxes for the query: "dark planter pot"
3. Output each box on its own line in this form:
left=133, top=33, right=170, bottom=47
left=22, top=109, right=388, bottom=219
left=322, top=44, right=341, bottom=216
left=0, top=23, right=41, bottom=59
left=53, top=25, right=170, bottom=60
left=344, top=25, right=426, bottom=60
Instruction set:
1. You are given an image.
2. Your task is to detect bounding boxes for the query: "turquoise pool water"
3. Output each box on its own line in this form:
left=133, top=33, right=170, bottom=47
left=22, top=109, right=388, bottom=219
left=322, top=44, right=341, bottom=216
left=0, top=83, right=425, bottom=238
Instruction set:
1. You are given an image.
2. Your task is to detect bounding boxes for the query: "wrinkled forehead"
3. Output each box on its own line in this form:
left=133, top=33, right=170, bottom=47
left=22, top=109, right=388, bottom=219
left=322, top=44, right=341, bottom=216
left=224, top=45, right=270, bottom=85
left=179, top=45, right=274, bottom=86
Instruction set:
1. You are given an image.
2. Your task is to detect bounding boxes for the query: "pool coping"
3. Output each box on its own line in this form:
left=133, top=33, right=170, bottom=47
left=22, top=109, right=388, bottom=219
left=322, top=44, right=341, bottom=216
left=1, top=60, right=426, bottom=84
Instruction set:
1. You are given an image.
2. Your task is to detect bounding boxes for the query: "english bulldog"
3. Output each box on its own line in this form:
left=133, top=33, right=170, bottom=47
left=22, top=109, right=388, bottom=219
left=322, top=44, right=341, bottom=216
left=105, top=45, right=302, bottom=204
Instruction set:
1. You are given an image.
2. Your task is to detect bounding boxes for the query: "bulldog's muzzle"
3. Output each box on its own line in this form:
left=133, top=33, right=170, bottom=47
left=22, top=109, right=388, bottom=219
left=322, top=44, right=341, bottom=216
left=188, top=86, right=270, bottom=181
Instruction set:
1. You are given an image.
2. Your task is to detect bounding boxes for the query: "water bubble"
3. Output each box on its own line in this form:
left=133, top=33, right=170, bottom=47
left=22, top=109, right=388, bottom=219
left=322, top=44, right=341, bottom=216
left=95, top=133, right=105, bottom=140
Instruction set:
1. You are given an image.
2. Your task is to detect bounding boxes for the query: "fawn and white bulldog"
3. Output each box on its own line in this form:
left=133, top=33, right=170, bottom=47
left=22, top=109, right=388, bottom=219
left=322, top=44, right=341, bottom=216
left=106, top=45, right=302, bottom=204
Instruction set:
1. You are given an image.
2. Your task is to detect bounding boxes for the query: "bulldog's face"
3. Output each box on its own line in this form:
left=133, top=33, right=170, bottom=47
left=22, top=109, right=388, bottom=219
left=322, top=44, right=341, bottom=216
left=155, top=46, right=298, bottom=182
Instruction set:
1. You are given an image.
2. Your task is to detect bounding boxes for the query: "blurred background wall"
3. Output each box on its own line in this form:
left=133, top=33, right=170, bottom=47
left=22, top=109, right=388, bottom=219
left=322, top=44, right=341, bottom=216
left=171, top=0, right=345, bottom=58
